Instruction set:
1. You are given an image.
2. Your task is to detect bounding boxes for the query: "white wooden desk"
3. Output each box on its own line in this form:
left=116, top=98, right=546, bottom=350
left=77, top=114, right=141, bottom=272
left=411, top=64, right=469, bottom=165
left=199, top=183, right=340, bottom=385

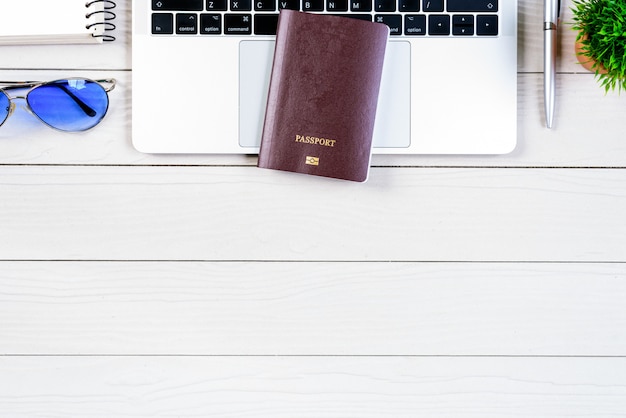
left=1, top=1, right=626, bottom=415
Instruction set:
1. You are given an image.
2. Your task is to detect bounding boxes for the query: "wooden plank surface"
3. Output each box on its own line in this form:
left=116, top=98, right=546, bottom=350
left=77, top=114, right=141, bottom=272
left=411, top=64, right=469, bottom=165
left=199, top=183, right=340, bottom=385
left=1, top=72, right=625, bottom=167
left=1, top=0, right=625, bottom=416
left=2, top=356, right=626, bottom=417
left=1, top=1, right=625, bottom=167
left=1, top=262, right=625, bottom=355
left=0, top=166, right=625, bottom=261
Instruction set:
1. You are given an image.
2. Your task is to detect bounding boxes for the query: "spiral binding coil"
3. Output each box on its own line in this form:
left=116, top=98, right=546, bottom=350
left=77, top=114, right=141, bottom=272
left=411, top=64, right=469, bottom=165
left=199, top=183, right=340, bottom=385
left=85, top=0, right=117, bottom=42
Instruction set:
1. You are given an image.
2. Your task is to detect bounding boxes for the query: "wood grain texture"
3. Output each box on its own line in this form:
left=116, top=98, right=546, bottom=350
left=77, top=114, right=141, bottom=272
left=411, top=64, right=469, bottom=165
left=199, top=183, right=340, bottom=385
left=1, top=262, right=625, bottom=355
left=1, top=1, right=626, bottom=416
left=2, top=356, right=626, bottom=417
left=0, top=1, right=625, bottom=167
left=0, top=166, right=625, bottom=261
left=1, top=72, right=625, bottom=167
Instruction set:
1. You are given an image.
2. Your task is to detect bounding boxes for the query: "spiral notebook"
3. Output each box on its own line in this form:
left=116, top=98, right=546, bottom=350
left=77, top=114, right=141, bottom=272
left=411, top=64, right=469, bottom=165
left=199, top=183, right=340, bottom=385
left=0, top=0, right=116, bottom=45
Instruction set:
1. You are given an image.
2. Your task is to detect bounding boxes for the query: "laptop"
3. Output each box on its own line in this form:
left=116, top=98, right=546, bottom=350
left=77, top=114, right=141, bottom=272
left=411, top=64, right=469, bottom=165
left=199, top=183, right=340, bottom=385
left=132, top=0, right=517, bottom=155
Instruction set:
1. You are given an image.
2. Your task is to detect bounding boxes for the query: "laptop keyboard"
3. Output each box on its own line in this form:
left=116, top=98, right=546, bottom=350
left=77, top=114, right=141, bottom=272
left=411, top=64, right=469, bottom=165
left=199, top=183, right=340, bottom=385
left=151, top=0, right=498, bottom=36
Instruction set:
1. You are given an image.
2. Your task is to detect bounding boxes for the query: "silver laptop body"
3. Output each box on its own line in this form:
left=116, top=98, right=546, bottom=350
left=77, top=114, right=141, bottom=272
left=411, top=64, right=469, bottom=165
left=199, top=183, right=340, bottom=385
left=132, top=0, right=517, bottom=155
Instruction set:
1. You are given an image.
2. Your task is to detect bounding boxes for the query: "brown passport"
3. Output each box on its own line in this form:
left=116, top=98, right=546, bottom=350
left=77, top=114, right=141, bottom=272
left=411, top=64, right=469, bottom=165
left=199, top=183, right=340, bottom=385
left=257, top=10, right=389, bottom=182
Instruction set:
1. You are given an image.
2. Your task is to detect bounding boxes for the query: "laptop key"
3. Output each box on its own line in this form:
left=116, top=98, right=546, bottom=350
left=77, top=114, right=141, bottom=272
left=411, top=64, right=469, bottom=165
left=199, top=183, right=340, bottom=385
left=254, top=14, right=279, bottom=34
left=447, top=0, right=498, bottom=12
left=152, top=13, right=174, bottom=34
left=404, top=14, right=426, bottom=35
left=231, top=0, right=252, bottom=11
left=200, top=13, right=222, bottom=34
left=428, top=14, right=450, bottom=35
left=399, top=0, right=420, bottom=12
left=176, top=13, right=198, bottom=34
left=375, top=14, right=402, bottom=35
left=330, top=13, right=372, bottom=21
left=206, top=0, right=228, bottom=10
left=476, top=15, right=498, bottom=35
left=422, top=0, right=443, bottom=12
left=327, top=0, right=349, bottom=12
left=452, top=15, right=474, bottom=35
left=350, top=0, right=372, bottom=12
left=152, top=0, right=203, bottom=11
left=303, top=0, right=324, bottom=11
left=224, top=14, right=252, bottom=34
left=255, top=0, right=277, bottom=10
left=278, top=0, right=300, bottom=9
left=375, top=0, right=395, bottom=11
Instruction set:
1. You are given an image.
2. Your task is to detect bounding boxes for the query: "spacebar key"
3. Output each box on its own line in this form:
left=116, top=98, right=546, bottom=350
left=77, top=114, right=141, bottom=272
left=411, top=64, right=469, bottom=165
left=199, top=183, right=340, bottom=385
left=447, top=0, right=497, bottom=12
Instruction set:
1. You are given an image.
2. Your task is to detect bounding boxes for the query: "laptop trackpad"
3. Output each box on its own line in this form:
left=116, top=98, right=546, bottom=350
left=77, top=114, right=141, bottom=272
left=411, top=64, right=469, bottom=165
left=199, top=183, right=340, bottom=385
left=239, top=40, right=411, bottom=149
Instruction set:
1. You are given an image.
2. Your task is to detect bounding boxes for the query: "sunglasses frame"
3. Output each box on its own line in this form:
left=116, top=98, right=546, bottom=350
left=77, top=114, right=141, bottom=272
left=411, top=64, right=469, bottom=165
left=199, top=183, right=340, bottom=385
left=0, top=78, right=116, bottom=132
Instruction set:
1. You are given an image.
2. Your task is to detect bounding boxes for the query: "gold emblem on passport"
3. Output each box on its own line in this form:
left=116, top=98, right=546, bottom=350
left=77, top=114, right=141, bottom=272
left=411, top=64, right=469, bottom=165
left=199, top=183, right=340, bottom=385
left=305, top=156, right=320, bottom=166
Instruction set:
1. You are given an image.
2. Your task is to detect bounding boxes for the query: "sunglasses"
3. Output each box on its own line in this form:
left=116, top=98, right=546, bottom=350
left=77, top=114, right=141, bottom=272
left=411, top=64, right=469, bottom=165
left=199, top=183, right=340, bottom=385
left=0, top=78, right=116, bottom=132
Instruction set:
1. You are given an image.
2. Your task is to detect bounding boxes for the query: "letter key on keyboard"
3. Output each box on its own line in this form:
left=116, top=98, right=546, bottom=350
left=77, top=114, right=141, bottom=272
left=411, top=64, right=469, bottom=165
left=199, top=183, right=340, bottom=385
left=150, top=0, right=500, bottom=37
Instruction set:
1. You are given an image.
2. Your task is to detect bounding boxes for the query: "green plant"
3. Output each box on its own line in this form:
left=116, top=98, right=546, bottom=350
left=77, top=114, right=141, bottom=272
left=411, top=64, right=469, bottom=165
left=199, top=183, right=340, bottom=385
left=571, top=0, right=626, bottom=92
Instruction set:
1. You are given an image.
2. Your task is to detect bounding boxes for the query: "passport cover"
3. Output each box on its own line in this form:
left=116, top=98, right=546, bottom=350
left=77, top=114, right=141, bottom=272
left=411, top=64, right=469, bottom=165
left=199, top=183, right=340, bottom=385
left=257, top=10, right=389, bottom=182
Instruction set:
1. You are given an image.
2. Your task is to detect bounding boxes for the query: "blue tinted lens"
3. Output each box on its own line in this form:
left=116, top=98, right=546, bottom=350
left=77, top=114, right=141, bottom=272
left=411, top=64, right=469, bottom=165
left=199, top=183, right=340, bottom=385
left=0, top=90, right=10, bottom=126
left=26, top=79, right=109, bottom=131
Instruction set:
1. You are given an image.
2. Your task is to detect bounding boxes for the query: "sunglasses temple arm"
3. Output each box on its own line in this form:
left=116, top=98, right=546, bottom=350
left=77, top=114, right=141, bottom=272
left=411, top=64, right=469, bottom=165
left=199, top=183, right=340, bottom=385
left=56, top=85, right=98, bottom=117
left=97, top=79, right=116, bottom=92
left=0, top=82, right=39, bottom=91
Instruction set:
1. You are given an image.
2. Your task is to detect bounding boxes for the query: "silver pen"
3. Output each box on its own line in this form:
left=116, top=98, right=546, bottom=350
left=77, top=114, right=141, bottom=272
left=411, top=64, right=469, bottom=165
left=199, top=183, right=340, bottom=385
left=544, top=0, right=560, bottom=128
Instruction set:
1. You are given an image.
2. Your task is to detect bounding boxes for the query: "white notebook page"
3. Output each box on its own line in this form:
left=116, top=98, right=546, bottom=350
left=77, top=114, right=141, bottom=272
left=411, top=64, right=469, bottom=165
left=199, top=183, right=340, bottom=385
left=0, top=0, right=107, bottom=44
